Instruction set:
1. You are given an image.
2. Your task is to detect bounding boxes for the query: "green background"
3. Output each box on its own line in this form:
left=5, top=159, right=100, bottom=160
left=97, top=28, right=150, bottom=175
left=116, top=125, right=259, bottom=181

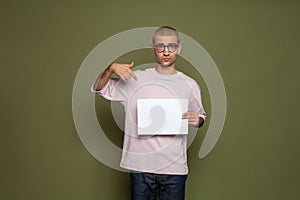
left=1, top=0, right=299, bottom=199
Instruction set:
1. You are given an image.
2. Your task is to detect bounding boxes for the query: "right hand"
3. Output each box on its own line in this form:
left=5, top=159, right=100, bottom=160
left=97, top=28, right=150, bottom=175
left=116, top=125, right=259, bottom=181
left=109, top=61, right=137, bottom=81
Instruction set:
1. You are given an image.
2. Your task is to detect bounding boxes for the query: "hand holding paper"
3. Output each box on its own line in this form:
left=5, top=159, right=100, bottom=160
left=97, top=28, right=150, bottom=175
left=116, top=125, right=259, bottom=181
left=182, top=112, right=202, bottom=127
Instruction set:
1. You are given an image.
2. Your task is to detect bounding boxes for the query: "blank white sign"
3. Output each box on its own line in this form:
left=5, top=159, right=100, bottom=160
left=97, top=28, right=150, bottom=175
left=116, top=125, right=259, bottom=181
left=137, top=99, right=188, bottom=135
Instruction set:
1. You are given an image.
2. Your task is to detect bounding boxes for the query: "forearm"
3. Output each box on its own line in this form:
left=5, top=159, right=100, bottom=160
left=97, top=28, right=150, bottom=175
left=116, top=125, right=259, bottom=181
left=94, top=66, right=114, bottom=91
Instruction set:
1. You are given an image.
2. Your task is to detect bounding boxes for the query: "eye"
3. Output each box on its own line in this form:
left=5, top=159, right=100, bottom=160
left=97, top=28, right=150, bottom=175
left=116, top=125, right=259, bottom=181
left=168, top=44, right=177, bottom=52
left=157, top=44, right=164, bottom=49
left=154, top=44, right=165, bottom=52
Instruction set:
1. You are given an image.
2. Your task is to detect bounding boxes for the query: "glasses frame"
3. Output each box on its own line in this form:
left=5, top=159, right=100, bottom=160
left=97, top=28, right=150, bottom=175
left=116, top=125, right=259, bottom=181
left=153, top=43, right=179, bottom=53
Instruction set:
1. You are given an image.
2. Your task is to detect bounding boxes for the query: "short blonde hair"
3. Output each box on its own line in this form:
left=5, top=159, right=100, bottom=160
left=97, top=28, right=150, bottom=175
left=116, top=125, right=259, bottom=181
left=152, top=26, right=180, bottom=44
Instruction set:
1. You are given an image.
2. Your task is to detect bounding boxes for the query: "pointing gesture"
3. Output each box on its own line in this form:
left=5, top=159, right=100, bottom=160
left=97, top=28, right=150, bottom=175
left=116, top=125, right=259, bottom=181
left=94, top=61, right=137, bottom=91
left=110, top=61, right=138, bottom=81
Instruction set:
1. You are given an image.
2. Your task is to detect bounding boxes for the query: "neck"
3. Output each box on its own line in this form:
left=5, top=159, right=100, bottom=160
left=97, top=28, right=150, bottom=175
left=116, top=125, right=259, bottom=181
left=155, top=64, right=177, bottom=75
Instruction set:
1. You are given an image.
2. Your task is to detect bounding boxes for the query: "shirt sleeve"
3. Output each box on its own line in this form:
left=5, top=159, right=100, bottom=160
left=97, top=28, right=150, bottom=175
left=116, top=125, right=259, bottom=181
left=90, top=77, right=127, bottom=103
left=189, top=81, right=206, bottom=121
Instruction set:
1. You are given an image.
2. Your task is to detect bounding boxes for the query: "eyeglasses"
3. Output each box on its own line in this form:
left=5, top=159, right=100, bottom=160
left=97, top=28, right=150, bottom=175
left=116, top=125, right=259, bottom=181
left=153, top=43, right=178, bottom=53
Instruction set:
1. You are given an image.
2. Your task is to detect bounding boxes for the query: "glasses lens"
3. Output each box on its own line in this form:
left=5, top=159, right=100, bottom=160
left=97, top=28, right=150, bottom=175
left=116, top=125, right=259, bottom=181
left=168, top=44, right=177, bottom=52
left=155, top=44, right=165, bottom=52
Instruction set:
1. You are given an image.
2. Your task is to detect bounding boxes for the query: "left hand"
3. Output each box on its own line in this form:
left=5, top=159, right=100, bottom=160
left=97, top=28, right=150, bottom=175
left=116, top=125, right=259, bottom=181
left=182, top=112, right=201, bottom=127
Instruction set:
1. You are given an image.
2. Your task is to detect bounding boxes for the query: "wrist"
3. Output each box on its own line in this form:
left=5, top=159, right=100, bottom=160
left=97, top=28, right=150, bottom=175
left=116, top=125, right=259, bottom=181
left=197, top=117, right=204, bottom=128
left=108, top=63, right=115, bottom=73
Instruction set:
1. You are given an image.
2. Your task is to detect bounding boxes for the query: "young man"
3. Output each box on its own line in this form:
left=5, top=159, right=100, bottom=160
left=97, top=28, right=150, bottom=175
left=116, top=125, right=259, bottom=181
left=91, top=26, right=206, bottom=200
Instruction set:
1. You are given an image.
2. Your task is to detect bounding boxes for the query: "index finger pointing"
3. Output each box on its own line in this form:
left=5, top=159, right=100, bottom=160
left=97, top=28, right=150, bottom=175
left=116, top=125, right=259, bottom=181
left=130, top=70, right=138, bottom=80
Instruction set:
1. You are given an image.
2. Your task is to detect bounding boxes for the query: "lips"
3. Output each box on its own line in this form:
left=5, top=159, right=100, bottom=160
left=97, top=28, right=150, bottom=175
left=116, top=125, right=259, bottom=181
left=163, top=58, right=170, bottom=62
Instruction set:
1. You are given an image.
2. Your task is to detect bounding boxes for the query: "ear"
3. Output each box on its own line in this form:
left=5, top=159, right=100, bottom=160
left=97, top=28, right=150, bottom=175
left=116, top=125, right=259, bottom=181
left=177, top=43, right=182, bottom=54
left=151, top=45, right=155, bottom=54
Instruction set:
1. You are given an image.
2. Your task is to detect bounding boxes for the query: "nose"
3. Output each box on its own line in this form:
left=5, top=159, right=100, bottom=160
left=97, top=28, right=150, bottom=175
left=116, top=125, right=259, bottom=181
left=163, top=46, right=170, bottom=55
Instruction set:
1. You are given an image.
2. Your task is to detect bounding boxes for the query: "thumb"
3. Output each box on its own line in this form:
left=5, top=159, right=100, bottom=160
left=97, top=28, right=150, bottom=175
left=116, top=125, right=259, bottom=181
left=128, top=61, right=134, bottom=68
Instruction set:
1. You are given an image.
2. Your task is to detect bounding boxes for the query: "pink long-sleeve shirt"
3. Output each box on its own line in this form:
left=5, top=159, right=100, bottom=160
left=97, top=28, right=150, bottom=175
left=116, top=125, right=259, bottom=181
left=91, top=68, right=206, bottom=175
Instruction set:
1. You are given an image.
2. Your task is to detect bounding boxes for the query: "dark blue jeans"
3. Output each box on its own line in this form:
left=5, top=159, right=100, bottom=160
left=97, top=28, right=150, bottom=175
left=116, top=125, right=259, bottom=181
left=130, top=172, right=187, bottom=200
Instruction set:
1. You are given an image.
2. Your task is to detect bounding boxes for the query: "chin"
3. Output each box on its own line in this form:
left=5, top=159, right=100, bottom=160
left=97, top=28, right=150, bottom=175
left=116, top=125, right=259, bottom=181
left=161, top=63, right=169, bottom=67
left=159, top=61, right=172, bottom=67
left=161, top=64, right=171, bottom=67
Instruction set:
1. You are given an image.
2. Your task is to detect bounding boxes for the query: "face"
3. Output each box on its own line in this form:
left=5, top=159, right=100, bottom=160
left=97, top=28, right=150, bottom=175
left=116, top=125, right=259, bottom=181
left=152, top=35, right=181, bottom=68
